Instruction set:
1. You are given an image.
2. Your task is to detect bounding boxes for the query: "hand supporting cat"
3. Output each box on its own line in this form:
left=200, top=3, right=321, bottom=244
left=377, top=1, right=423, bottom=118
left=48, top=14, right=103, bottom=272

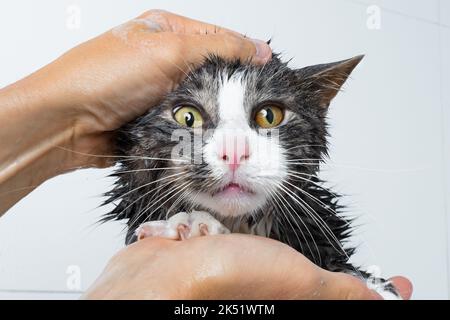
left=135, top=211, right=402, bottom=300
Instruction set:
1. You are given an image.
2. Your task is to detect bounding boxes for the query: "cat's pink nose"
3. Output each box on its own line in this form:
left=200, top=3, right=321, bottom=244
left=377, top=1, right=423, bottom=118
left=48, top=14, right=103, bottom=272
left=219, top=143, right=250, bottom=172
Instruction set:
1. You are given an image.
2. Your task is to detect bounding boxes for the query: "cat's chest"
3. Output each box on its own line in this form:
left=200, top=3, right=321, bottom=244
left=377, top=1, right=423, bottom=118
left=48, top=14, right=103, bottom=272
left=219, top=213, right=275, bottom=237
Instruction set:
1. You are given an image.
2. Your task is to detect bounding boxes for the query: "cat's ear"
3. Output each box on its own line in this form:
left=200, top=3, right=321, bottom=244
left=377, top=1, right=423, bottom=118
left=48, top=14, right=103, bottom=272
left=296, top=55, right=364, bottom=108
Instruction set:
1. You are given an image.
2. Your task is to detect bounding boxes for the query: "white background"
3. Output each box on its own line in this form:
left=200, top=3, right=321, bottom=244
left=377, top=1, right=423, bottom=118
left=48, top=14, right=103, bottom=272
left=0, top=0, right=449, bottom=299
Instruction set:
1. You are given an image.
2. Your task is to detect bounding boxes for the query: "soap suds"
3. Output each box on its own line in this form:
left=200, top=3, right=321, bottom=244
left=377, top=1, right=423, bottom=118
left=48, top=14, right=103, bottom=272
left=112, top=17, right=165, bottom=42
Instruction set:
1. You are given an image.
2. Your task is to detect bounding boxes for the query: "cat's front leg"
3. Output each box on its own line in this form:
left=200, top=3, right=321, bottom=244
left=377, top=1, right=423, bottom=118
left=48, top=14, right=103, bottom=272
left=135, top=211, right=230, bottom=241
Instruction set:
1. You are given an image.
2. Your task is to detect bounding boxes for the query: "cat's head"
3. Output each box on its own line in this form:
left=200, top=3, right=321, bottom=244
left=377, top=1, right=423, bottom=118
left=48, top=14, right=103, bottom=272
left=109, top=54, right=362, bottom=234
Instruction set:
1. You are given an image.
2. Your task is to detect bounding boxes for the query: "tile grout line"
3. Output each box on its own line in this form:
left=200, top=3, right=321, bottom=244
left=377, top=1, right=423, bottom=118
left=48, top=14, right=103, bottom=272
left=438, top=0, right=450, bottom=300
left=345, top=0, right=450, bottom=28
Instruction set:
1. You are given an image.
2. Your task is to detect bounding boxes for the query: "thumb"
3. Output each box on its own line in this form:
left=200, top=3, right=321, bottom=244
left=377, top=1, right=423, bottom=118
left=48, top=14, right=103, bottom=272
left=320, top=271, right=383, bottom=300
left=138, top=10, right=272, bottom=65
left=389, top=276, right=413, bottom=300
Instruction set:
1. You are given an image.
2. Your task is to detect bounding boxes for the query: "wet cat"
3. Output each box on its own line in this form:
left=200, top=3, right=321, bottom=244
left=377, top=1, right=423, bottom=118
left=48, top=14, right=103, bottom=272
left=104, top=54, right=399, bottom=299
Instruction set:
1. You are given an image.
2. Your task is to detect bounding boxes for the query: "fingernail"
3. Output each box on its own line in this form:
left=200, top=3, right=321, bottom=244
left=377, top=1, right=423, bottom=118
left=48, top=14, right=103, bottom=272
left=250, top=38, right=272, bottom=62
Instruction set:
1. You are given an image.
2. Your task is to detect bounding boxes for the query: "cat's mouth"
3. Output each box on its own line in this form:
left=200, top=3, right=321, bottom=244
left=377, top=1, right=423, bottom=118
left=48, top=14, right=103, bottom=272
left=193, top=181, right=264, bottom=217
left=211, top=183, right=255, bottom=198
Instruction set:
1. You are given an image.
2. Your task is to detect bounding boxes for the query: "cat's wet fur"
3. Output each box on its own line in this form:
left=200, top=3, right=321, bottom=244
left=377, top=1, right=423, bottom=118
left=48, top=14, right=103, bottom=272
left=103, top=54, right=399, bottom=298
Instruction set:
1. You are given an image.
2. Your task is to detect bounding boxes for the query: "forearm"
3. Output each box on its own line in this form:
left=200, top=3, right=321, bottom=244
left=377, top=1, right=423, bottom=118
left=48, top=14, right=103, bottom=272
left=0, top=73, right=85, bottom=215
left=0, top=10, right=272, bottom=216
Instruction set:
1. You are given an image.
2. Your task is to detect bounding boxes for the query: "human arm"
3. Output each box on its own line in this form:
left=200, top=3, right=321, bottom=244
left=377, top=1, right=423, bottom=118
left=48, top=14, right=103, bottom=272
left=0, top=10, right=272, bottom=215
left=82, top=234, right=412, bottom=300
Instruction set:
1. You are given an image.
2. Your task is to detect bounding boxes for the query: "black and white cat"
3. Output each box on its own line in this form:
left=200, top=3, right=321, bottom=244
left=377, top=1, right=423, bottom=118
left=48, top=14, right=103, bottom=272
left=104, top=54, right=400, bottom=299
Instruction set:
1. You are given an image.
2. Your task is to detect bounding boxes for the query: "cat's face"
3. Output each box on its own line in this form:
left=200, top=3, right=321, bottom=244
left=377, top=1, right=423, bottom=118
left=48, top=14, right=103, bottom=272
left=189, top=73, right=290, bottom=217
left=114, top=55, right=362, bottom=222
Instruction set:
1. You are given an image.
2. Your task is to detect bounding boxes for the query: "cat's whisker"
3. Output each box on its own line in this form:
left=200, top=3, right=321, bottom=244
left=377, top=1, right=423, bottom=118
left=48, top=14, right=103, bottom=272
left=285, top=175, right=342, bottom=216
left=287, top=160, right=426, bottom=173
left=279, top=182, right=341, bottom=245
left=119, top=155, right=191, bottom=163
left=261, top=62, right=290, bottom=86
left=286, top=162, right=327, bottom=167
left=284, top=144, right=327, bottom=152
left=56, top=146, right=190, bottom=163
left=113, top=166, right=186, bottom=175
left=116, top=155, right=192, bottom=164
left=277, top=182, right=347, bottom=257
left=165, top=187, right=191, bottom=218
left=270, top=182, right=323, bottom=265
left=118, top=171, right=188, bottom=200
left=128, top=179, right=193, bottom=231
left=131, top=181, right=194, bottom=230
left=278, top=182, right=336, bottom=240
left=276, top=188, right=345, bottom=268
left=164, top=169, right=221, bottom=218
left=267, top=183, right=321, bottom=265
left=286, top=171, right=340, bottom=198
left=285, top=158, right=323, bottom=162
left=145, top=172, right=190, bottom=201
left=294, top=186, right=353, bottom=232
left=185, top=178, right=224, bottom=221
left=114, top=174, right=190, bottom=233
left=186, top=186, right=204, bottom=213
left=262, top=185, right=299, bottom=250
left=162, top=180, right=196, bottom=220
left=255, top=53, right=271, bottom=80
left=285, top=171, right=317, bottom=179
left=158, top=53, right=194, bottom=82
left=137, top=171, right=195, bottom=210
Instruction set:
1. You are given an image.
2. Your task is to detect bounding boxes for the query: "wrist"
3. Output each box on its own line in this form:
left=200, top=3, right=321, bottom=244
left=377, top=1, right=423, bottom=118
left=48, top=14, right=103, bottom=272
left=0, top=75, right=93, bottom=214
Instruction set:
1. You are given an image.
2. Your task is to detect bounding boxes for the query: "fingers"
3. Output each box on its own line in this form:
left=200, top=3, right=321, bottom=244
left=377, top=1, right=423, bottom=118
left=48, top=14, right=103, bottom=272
left=184, top=33, right=271, bottom=65
left=137, top=9, right=272, bottom=65
left=322, top=272, right=413, bottom=300
left=389, top=276, right=413, bottom=300
left=319, top=271, right=383, bottom=300
left=139, top=9, right=242, bottom=36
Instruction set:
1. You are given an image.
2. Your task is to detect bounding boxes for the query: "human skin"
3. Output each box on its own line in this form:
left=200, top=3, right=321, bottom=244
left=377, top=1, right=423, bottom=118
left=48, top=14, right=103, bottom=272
left=0, top=10, right=271, bottom=215
left=83, top=234, right=412, bottom=300
left=0, top=10, right=412, bottom=299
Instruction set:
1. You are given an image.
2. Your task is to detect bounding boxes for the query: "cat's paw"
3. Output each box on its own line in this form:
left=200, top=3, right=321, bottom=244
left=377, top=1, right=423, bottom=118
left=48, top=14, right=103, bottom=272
left=135, top=211, right=230, bottom=241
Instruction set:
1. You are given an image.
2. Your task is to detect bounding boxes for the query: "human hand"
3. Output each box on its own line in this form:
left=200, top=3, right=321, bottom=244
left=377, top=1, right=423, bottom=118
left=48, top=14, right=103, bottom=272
left=32, top=9, right=272, bottom=168
left=82, top=234, right=412, bottom=300
left=0, top=10, right=272, bottom=214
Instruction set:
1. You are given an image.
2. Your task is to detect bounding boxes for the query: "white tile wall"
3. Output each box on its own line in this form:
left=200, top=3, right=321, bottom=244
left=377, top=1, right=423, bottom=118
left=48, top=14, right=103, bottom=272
left=353, top=0, right=440, bottom=23
left=440, top=0, right=450, bottom=302
left=0, top=0, right=449, bottom=299
left=441, top=0, right=450, bottom=27
left=320, top=0, right=448, bottom=299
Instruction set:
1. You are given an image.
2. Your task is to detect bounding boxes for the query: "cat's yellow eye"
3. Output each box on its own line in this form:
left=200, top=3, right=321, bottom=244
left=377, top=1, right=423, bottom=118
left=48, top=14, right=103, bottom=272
left=255, top=105, right=284, bottom=128
left=174, top=106, right=203, bottom=128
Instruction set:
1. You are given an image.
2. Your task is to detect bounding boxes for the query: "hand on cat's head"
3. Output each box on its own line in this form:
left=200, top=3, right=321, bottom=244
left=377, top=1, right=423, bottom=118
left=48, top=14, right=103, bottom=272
left=82, top=234, right=413, bottom=300
left=30, top=10, right=271, bottom=169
